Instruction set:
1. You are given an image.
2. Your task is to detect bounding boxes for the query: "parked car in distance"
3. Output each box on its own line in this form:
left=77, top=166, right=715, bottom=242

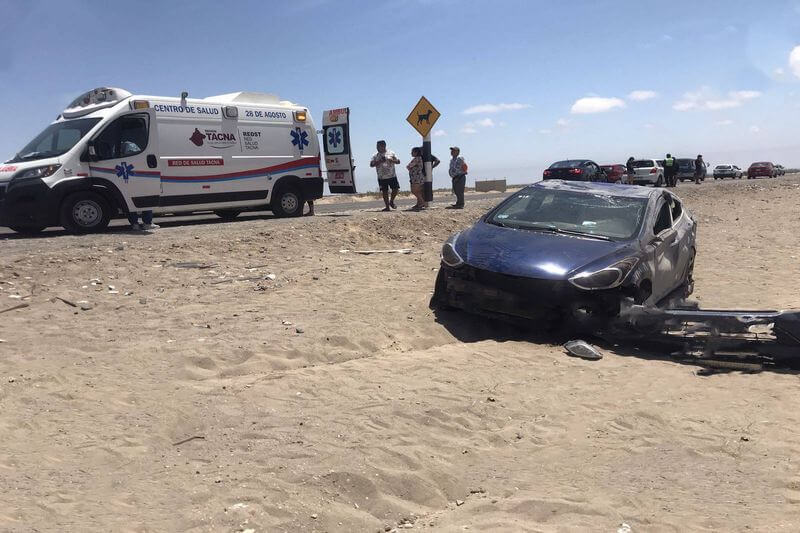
left=747, top=162, right=775, bottom=179
left=775, top=164, right=785, bottom=176
left=676, top=158, right=698, bottom=182
left=630, top=159, right=665, bottom=187
left=600, top=164, right=627, bottom=183
left=431, top=180, right=697, bottom=329
left=543, top=160, right=606, bottom=182
left=713, top=164, right=743, bottom=179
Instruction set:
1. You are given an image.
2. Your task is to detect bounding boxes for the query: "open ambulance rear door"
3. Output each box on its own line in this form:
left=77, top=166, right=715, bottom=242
left=322, top=108, right=357, bottom=194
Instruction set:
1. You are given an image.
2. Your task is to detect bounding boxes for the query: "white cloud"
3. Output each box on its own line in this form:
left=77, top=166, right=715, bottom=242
left=628, top=90, right=658, bottom=101
left=475, top=118, right=495, bottom=128
left=749, top=125, right=761, bottom=133
left=432, top=129, right=446, bottom=137
left=715, top=119, right=734, bottom=126
left=462, top=102, right=531, bottom=115
left=538, top=128, right=552, bottom=134
left=570, top=96, right=626, bottom=114
left=673, top=86, right=762, bottom=111
left=790, top=45, right=800, bottom=78
left=556, top=118, right=569, bottom=127
left=775, top=67, right=785, bottom=77
left=460, top=126, right=478, bottom=134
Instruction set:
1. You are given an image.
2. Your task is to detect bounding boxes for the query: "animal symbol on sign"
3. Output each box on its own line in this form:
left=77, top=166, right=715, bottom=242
left=327, top=128, right=342, bottom=149
left=115, top=162, right=134, bottom=183
left=417, top=109, right=432, bottom=125
left=189, top=128, right=206, bottom=147
left=291, top=127, right=309, bottom=152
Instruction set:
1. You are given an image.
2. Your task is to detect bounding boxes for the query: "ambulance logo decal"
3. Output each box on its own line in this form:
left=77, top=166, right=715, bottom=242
left=190, top=128, right=206, bottom=147
left=290, top=127, right=309, bottom=152
left=327, top=128, right=342, bottom=149
left=115, top=162, right=134, bottom=183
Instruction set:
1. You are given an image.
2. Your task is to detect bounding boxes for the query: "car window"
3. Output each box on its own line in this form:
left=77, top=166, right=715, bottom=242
left=653, top=201, right=672, bottom=234
left=670, top=198, right=682, bottom=223
left=489, top=188, right=649, bottom=240
left=632, top=160, right=654, bottom=168
left=94, top=114, right=149, bottom=160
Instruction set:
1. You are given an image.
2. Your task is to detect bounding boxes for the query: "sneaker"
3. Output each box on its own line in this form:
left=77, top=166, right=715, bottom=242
left=142, top=223, right=160, bottom=230
left=389, top=201, right=397, bottom=209
left=381, top=207, right=391, bottom=212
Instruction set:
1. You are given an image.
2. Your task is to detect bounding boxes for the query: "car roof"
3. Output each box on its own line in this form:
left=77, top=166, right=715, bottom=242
left=529, top=179, right=656, bottom=199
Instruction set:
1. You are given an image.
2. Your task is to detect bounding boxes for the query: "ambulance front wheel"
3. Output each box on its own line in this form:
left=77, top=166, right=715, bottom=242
left=60, top=191, right=111, bottom=234
left=271, top=185, right=304, bottom=218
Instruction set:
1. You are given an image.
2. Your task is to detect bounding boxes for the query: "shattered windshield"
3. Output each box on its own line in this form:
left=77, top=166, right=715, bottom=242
left=488, top=188, right=648, bottom=240
left=7, top=118, right=101, bottom=163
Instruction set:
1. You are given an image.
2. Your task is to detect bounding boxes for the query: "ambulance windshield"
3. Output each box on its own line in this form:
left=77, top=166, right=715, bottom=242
left=8, top=118, right=101, bottom=163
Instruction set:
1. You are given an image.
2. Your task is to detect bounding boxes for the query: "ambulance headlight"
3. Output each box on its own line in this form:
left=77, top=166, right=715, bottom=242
left=13, top=164, right=61, bottom=181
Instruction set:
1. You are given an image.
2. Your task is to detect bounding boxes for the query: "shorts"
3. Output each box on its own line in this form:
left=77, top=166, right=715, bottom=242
left=378, top=177, right=400, bottom=191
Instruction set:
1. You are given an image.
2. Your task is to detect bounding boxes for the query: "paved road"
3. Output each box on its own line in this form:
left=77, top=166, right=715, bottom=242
left=0, top=191, right=512, bottom=239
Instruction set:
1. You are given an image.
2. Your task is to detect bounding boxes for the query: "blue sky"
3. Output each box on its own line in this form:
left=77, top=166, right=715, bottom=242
left=2, top=0, right=800, bottom=191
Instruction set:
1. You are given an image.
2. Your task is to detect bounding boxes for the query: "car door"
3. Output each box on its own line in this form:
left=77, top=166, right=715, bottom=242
left=89, top=111, right=161, bottom=211
left=322, top=107, right=357, bottom=193
left=648, top=197, right=681, bottom=302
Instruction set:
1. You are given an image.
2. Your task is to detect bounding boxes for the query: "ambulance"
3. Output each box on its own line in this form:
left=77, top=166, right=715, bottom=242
left=0, top=87, right=357, bottom=234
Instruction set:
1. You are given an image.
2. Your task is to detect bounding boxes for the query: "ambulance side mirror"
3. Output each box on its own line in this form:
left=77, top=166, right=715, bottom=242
left=83, top=141, right=98, bottom=162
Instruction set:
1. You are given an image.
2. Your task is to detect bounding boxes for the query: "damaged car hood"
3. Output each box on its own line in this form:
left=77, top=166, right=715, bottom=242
left=457, top=221, right=634, bottom=280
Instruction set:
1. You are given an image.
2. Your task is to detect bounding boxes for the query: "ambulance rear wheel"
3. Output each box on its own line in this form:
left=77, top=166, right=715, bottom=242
left=214, top=209, right=241, bottom=221
left=271, top=185, right=303, bottom=218
left=60, top=191, right=111, bottom=234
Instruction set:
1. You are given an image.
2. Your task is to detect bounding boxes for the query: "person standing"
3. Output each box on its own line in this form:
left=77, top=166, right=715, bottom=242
left=128, top=210, right=158, bottom=231
left=448, top=147, right=467, bottom=209
left=407, top=147, right=427, bottom=210
left=694, top=154, right=705, bottom=184
left=369, top=140, right=401, bottom=212
left=664, top=153, right=676, bottom=187
left=626, top=157, right=635, bottom=185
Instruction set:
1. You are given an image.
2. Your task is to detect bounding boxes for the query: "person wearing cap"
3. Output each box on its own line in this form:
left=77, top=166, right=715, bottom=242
left=369, top=140, right=401, bottom=211
left=694, top=154, right=705, bottom=184
left=448, top=147, right=468, bottom=209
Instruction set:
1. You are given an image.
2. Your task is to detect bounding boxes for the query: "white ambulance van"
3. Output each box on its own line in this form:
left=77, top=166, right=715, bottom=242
left=0, top=87, right=357, bottom=234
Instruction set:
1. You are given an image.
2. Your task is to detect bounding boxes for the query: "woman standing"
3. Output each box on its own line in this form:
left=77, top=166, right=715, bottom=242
left=406, top=147, right=427, bottom=210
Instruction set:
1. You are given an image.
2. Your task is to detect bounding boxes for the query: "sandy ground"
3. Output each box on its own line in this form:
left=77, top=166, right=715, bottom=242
left=1, top=176, right=800, bottom=532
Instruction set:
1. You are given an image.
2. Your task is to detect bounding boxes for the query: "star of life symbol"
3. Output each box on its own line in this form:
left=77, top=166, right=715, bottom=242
left=327, top=128, right=342, bottom=148
left=115, top=161, right=134, bottom=183
left=291, top=127, right=309, bottom=152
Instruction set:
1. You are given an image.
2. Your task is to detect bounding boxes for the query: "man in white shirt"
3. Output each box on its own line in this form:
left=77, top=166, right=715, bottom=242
left=369, top=140, right=401, bottom=211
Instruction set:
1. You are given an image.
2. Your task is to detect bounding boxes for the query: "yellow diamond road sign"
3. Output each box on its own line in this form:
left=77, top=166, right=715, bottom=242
left=406, top=96, right=441, bottom=137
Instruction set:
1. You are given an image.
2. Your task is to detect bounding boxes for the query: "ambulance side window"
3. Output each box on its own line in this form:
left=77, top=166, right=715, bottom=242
left=94, top=114, right=149, bottom=160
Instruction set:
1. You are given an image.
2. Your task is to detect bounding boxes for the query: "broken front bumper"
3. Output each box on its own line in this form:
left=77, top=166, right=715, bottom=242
left=432, top=264, right=628, bottom=326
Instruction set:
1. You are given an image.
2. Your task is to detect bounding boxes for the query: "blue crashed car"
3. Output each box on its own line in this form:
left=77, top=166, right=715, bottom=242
left=432, top=180, right=697, bottom=326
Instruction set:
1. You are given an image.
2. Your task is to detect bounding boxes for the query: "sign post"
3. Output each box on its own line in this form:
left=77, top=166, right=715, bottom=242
left=406, top=96, right=440, bottom=203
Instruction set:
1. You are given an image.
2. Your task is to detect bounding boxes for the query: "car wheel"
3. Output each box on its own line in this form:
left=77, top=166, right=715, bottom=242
left=9, top=225, right=46, bottom=235
left=655, top=175, right=664, bottom=187
left=271, top=184, right=304, bottom=218
left=214, top=209, right=241, bottom=221
left=60, top=191, right=111, bottom=234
